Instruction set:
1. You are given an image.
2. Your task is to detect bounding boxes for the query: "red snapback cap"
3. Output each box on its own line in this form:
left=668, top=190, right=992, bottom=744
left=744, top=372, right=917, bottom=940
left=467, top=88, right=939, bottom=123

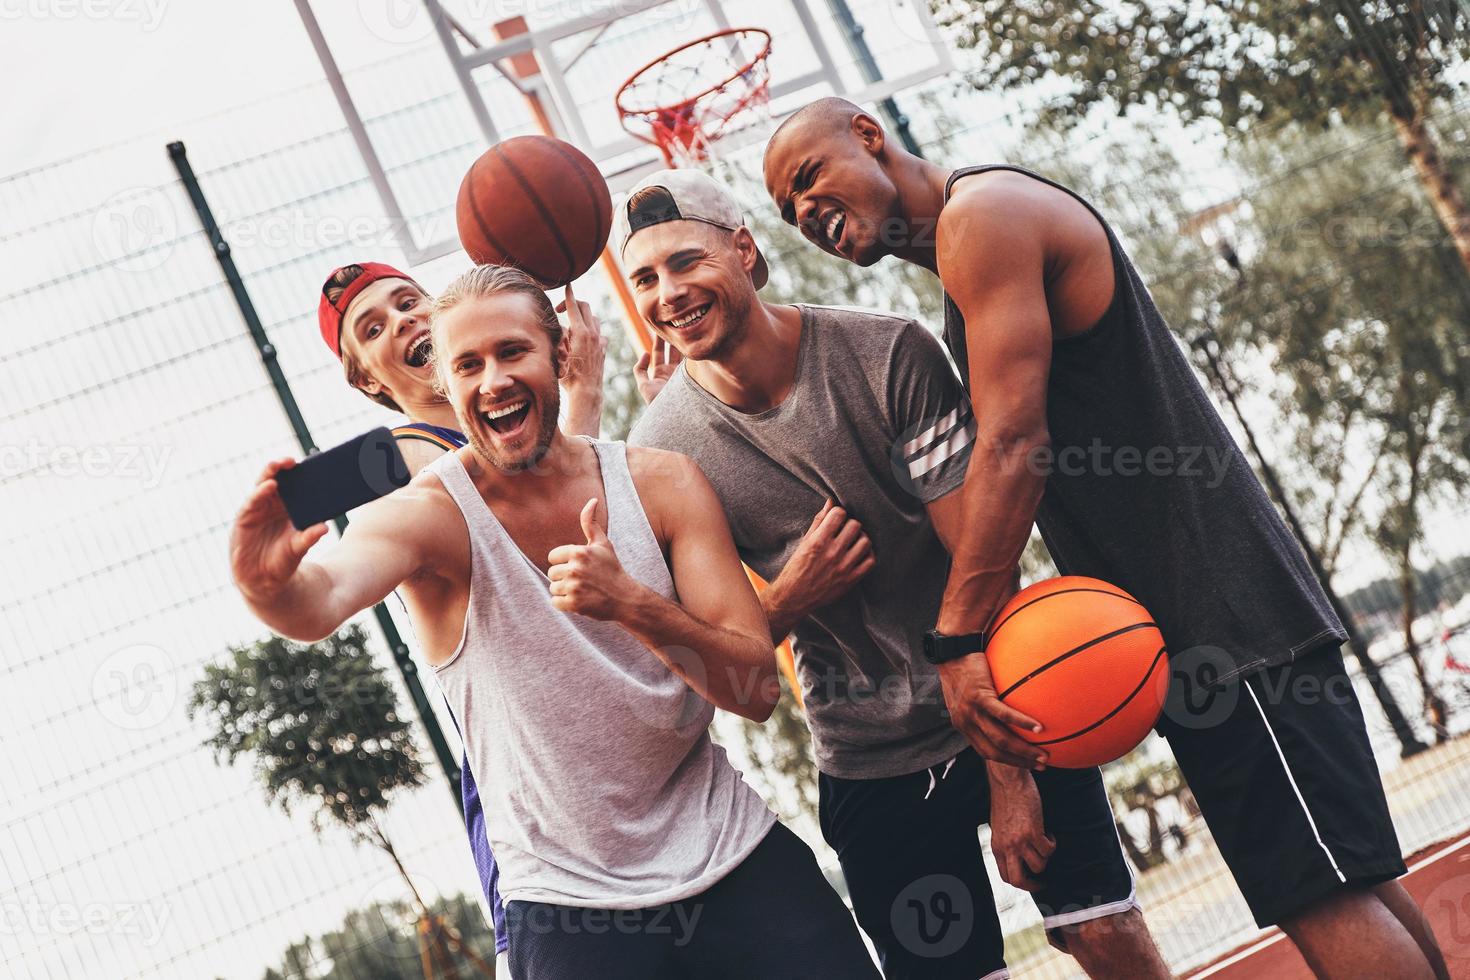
left=316, top=261, right=419, bottom=357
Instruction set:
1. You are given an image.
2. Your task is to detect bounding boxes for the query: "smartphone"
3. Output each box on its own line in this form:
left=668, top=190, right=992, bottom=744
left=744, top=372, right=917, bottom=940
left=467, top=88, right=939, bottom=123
left=276, top=427, right=411, bottom=530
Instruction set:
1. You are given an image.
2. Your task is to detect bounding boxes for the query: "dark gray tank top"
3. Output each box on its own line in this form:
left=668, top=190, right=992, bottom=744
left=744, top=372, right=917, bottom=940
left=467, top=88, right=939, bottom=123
left=942, top=165, right=1344, bottom=679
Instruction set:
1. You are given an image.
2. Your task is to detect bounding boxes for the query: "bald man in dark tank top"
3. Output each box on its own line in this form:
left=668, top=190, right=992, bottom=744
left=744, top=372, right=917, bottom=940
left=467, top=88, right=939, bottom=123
left=764, top=98, right=1446, bottom=980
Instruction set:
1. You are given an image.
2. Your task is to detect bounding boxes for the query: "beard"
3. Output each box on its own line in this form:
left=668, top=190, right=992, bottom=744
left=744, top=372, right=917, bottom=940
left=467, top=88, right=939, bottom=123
left=698, top=286, right=755, bottom=363
left=465, top=380, right=561, bottom=474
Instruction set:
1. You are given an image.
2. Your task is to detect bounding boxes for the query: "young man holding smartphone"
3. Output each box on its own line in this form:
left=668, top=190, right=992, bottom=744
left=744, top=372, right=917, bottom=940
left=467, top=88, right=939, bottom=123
left=316, top=260, right=607, bottom=972
left=236, top=264, right=880, bottom=979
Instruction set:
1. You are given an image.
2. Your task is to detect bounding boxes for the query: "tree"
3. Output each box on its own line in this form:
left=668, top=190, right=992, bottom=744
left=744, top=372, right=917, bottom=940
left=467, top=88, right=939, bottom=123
left=934, top=0, right=1470, bottom=275
left=263, top=894, right=497, bottom=980
left=1220, top=121, right=1470, bottom=738
left=189, top=625, right=492, bottom=976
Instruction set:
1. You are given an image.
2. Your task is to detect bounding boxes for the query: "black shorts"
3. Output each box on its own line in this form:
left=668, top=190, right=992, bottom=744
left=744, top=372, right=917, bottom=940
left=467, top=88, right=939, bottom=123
left=1156, top=643, right=1407, bottom=926
left=503, top=822, right=879, bottom=979
left=819, top=750, right=1136, bottom=980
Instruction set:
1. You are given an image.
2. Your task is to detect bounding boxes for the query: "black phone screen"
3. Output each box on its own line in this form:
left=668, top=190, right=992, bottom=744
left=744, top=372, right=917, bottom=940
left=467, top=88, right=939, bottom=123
left=275, top=427, right=411, bottom=530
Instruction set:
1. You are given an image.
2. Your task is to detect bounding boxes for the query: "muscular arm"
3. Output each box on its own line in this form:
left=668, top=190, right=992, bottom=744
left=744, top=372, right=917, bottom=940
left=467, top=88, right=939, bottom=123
left=631, top=451, right=780, bottom=721
left=920, top=186, right=1057, bottom=769
left=934, top=190, right=1054, bottom=639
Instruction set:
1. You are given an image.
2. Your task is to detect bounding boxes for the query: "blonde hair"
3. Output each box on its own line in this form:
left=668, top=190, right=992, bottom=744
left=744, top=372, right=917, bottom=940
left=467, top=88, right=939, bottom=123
left=430, top=264, right=563, bottom=395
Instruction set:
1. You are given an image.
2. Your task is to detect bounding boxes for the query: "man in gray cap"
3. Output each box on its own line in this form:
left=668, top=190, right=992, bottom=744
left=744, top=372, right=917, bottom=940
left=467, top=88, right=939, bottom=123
left=621, top=170, right=1168, bottom=980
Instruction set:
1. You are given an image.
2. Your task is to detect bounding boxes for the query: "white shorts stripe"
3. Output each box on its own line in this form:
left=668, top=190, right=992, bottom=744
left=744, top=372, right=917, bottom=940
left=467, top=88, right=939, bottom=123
left=1244, top=680, right=1347, bottom=883
left=1041, top=890, right=1142, bottom=930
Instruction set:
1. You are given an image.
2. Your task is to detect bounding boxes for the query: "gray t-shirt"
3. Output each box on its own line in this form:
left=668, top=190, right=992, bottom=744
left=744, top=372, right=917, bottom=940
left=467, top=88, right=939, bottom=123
left=630, top=305, right=975, bottom=779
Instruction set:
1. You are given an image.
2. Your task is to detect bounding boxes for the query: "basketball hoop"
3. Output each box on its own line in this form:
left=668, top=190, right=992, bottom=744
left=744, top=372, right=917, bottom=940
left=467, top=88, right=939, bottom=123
left=616, top=28, right=773, bottom=168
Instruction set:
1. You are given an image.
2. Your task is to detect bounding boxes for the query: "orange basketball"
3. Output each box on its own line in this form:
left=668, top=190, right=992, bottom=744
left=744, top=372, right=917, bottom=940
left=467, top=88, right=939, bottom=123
left=455, top=135, right=612, bottom=287
left=986, top=576, right=1169, bottom=768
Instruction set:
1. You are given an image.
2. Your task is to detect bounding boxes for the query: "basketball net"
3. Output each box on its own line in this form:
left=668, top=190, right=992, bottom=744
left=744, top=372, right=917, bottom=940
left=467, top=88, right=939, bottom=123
left=616, top=28, right=773, bottom=170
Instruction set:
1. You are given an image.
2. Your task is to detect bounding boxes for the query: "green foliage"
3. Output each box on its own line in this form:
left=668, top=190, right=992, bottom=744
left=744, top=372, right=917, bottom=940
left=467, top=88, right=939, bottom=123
left=265, top=894, right=496, bottom=980
left=1221, top=121, right=1470, bottom=575
left=732, top=673, right=821, bottom=821
left=187, top=623, right=426, bottom=837
left=598, top=305, right=645, bottom=442
left=934, top=0, right=1469, bottom=130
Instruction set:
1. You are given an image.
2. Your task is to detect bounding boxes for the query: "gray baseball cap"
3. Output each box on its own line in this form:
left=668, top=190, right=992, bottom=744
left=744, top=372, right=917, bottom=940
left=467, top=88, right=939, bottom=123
left=612, top=169, right=770, bottom=289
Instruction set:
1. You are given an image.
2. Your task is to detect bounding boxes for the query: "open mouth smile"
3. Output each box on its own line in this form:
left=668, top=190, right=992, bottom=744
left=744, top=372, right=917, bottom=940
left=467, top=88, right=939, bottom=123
left=404, top=331, right=432, bottom=367
left=481, top=398, right=531, bottom=437
left=664, top=304, right=711, bottom=330
left=820, top=207, right=847, bottom=251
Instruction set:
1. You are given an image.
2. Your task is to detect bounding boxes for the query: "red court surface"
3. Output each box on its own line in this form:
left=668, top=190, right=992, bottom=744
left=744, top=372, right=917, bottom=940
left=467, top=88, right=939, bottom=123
left=1187, top=833, right=1470, bottom=979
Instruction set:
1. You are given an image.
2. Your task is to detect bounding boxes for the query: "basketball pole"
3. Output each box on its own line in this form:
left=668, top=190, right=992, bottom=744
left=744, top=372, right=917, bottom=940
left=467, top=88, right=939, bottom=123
left=825, top=0, right=924, bottom=158
left=491, top=17, right=652, bottom=354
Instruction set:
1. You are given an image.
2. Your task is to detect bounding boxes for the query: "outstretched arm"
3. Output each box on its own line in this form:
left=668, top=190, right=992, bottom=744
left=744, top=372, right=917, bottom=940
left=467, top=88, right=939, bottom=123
left=547, top=451, right=779, bottom=721
left=230, top=457, right=432, bottom=641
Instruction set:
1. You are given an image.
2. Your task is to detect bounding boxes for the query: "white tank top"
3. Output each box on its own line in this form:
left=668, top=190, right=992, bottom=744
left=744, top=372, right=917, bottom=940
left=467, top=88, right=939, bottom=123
left=427, top=438, right=775, bottom=909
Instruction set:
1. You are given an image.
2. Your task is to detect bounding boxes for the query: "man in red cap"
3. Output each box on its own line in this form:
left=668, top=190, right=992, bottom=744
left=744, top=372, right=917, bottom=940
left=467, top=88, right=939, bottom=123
left=317, top=261, right=606, bottom=466
left=316, top=259, right=607, bottom=974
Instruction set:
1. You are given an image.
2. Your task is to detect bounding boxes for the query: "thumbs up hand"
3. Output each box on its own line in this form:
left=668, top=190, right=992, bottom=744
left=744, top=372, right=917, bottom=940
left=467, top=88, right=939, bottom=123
left=547, top=498, right=636, bottom=621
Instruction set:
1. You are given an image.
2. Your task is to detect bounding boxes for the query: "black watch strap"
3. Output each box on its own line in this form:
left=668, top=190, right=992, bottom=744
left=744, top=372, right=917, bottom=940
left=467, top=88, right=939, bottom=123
left=922, top=629, right=985, bottom=665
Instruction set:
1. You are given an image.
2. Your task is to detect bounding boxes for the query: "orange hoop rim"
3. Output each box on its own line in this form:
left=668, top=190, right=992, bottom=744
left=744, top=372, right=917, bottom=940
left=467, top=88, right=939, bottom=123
left=615, top=27, right=773, bottom=138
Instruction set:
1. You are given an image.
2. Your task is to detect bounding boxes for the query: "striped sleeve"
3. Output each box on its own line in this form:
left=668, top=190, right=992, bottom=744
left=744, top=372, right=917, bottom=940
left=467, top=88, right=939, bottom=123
left=887, top=320, right=976, bottom=502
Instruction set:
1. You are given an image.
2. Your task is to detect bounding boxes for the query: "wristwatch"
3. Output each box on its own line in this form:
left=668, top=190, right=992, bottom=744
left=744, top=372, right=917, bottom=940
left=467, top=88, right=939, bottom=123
left=922, top=628, right=985, bottom=665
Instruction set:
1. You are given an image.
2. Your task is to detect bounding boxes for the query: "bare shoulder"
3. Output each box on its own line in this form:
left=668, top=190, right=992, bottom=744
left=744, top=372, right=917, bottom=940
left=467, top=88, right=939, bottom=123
left=396, top=436, right=449, bottom=477
left=943, top=170, right=1105, bottom=269
left=350, top=470, right=457, bottom=535
left=940, top=171, right=1054, bottom=252
left=626, top=444, right=705, bottom=495
left=625, top=445, right=715, bottom=546
left=937, top=175, right=1049, bottom=302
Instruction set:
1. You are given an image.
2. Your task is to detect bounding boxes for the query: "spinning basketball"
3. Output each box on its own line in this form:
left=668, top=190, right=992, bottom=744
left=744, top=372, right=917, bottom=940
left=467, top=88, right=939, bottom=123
left=986, top=576, right=1169, bottom=768
left=455, top=135, right=612, bottom=287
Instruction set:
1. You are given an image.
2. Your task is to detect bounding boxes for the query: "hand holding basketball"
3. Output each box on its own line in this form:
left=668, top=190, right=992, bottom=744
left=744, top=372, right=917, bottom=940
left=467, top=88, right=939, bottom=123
left=556, top=282, right=608, bottom=390
left=984, top=576, right=1170, bottom=769
left=938, top=653, right=1049, bottom=770
left=547, top=498, right=634, bottom=620
left=230, top=458, right=329, bottom=602
left=556, top=282, right=608, bottom=436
